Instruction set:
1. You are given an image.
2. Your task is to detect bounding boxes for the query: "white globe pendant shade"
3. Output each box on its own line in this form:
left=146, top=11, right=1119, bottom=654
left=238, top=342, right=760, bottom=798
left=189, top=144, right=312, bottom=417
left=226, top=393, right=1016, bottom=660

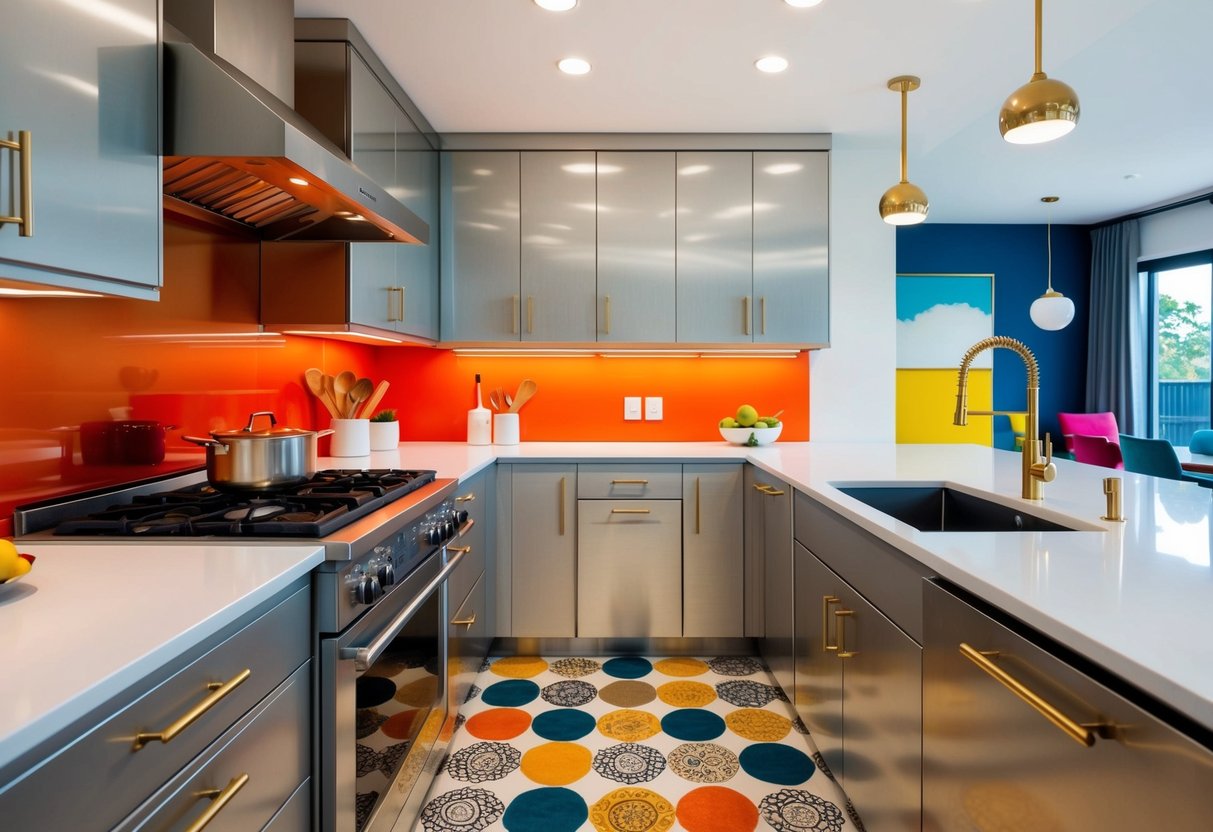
left=1030, top=291, right=1075, bottom=330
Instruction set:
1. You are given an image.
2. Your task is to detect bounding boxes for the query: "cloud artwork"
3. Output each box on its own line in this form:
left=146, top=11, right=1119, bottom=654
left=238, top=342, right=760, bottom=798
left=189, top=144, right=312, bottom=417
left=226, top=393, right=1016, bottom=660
left=897, top=302, right=994, bottom=369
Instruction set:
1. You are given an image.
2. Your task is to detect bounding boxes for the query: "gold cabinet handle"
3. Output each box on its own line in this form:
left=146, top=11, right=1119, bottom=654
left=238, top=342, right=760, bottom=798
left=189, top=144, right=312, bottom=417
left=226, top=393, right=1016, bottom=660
left=754, top=483, right=785, bottom=497
left=132, top=669, right=251, bottom=751
left=186, top=773, right=250, bottom=832
left=511, top=294, right=520, bottom=334
left=387, top=287, right=405, bottom=322
left=604, top=295, right=611, bottom=335
left=743, top=296, right=751, bottom=335
left=447, top=545, right=471, bottom=555
left=959, top=643, right=1098, bottom=747
left=760, top=296, right=766, bottom=335
left=0, top=130, right=33, bottom=236
left=611, top=508, right=651, bottom=514
left=822, top=595, right=841, bottom=651
left=399, top=285, right=406, bottom=322
left=451, top=612, right=477, bottom=628
left=527, top=295, right=534, bottom=334
left=834, top=608, right=856, bottom=658
left=559, top=476, right=566, bottom=535
left=695, top=477, right=701, bottom=534
left=612, top=479, right=649, bottom=485
left=455, top=492, right=477, bottom=503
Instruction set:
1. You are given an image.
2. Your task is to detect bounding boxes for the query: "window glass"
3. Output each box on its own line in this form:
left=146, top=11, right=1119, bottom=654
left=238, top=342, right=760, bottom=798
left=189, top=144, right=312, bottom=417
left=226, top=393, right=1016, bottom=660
left=1147, top=255, right=1213, bottom=445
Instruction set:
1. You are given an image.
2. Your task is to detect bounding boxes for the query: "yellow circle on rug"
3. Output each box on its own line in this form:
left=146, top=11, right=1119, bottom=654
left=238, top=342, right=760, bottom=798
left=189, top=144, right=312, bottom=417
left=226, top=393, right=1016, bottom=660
left=597, top=709, right=662, bottom=742
left=520, top=741, right=592, bottom=786
left=590, top=787, right=676, bottom=832
left=393, top=675, right=439, bottom=708
left=490, top=656, right=549, bottom=678
left=653, top=657, right=709, bottom=677
left=725, top=708, right=791, bottom=742
left=600, top=680, right=657, bottom=708
left=657, top=681, right=717, bottom=708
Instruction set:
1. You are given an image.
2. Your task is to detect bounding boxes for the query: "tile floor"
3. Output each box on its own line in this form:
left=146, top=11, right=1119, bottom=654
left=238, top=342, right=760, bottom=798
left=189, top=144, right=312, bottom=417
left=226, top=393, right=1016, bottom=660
left=413, top=655, right=862, bottom=832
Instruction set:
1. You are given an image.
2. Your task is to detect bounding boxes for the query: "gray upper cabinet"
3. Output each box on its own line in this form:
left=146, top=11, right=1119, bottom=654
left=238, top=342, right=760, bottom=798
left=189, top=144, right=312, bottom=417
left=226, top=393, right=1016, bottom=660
left=442, top=151, right=522, bottom=342
left=753, top=152, right=829, bottom=344
left=0, top=0, right=160, bottom=298
left=520, top=152, right=597, bottom=341
left=596, top=152, right=676, bottom=343
left=396, top=117, right=439, bottom=339
left=676, top=152, right=754, bottom=343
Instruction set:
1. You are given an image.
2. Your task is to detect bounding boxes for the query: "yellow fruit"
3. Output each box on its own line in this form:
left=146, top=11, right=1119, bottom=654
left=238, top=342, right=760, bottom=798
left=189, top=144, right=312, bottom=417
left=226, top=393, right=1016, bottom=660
left=0, top=539, right=33, bottom=581
left=719, top=417, right=739, bottom=429
left=735, top=405, right=759, bottom=427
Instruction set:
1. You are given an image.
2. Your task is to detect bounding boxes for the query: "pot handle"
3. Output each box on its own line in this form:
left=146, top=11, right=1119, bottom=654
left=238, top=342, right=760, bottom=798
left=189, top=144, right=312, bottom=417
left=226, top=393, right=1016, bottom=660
left=316, top=429, right=335, bottom=439
left=182, top=435, right=225, bottom=449
left=243, top=411, right=277, bottom=432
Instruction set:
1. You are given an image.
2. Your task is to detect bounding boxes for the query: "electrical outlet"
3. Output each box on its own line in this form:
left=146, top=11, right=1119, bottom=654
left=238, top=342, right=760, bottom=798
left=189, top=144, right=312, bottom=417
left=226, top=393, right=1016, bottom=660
left=644, top=397, right=663, bottom=421
left=624, top=396, right=642, bottom=421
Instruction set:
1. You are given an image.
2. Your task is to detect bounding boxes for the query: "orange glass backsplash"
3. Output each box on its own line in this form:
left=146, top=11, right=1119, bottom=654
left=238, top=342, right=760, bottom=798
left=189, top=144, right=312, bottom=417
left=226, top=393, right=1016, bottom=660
left=0, top=215, right=809, bottom=536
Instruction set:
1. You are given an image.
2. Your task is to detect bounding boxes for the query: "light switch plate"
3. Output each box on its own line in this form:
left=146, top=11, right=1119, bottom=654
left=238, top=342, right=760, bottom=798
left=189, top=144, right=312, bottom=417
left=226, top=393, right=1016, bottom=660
left=644, top=397, right=663, bottom=421
left=624, top=396, right=642, bottom=421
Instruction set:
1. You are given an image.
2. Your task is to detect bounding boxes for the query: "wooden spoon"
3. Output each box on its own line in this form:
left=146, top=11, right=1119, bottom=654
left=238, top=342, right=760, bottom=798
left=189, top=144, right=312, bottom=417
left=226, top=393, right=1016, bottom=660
left=333, top=371, right=357, bottom=418
left=509, top=379, right=538, bottom=412
left=349, top=378, right=374, bottom=417
left=359, top=380, right=390, bottom=419
left=305, top=368, right=341, bottom=419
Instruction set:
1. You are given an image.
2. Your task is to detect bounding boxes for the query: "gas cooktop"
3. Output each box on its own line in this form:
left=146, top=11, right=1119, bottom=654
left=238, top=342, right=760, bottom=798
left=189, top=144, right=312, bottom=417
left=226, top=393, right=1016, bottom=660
left=43, top=469, right=437, bottom=538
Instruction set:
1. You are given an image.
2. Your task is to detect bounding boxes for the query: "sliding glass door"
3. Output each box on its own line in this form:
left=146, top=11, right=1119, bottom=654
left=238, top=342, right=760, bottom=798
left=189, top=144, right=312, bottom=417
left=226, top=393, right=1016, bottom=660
left=1145, top=251, right=1213, bottom=445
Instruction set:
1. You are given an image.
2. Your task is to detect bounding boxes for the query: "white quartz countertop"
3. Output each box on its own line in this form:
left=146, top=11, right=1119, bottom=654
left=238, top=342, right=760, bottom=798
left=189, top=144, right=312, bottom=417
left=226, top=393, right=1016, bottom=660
left=0, top=543, right=323, bottom=768
left=337, top=440, right=1213, bottom=731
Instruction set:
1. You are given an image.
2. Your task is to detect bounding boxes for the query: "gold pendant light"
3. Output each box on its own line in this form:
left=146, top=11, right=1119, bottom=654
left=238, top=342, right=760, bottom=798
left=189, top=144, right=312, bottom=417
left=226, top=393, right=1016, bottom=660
left=879, top=75, right=928, bottom=226
left=1029, top=196, right=1075, bottom=330
left=1000, top=0, right=1080, bottom=144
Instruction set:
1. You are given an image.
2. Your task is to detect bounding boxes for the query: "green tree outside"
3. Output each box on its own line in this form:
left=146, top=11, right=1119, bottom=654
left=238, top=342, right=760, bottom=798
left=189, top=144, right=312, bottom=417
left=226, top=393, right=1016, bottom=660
left=1158, top=293, right=1211, bottom=380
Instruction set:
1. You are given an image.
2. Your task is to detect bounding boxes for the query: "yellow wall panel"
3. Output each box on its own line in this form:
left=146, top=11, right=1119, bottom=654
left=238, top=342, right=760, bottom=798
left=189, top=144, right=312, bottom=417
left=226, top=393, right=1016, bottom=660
left=897, top=369, right=993, bottom=445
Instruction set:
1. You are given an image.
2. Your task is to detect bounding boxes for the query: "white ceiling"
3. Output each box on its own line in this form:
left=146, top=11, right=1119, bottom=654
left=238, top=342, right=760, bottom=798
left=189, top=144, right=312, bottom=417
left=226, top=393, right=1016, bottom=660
left=294, top=0, right=1213, bottom=224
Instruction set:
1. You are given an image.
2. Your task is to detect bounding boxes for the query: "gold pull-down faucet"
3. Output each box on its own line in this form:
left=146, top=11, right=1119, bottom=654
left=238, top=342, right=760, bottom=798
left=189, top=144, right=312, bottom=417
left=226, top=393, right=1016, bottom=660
left=954, top=336, right=1057, bottom=500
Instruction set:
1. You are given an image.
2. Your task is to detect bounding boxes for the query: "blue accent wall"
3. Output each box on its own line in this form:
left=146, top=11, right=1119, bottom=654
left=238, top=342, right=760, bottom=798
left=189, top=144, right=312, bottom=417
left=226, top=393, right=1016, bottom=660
left=897, top=224, right=1091, bottom=449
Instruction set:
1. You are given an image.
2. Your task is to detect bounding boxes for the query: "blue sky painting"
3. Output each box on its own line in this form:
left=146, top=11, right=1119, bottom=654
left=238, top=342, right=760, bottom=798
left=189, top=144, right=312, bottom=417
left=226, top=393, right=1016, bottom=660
left=897, top=274, right=994, bottom=369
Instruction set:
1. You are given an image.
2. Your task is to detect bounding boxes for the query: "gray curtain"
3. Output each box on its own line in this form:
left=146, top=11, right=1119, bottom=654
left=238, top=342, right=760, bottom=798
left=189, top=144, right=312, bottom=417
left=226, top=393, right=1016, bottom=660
left=1086, top=219, right=1144, bottom=434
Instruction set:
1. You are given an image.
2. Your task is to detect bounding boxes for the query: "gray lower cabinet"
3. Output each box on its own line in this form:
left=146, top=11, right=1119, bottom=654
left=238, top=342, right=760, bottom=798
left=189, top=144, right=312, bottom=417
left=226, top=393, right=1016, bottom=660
left=748, top=466, right=794, bottom=696
left=596, top=151, right=676, bottom=343
left=577, top=498, right=682, bottom=637
left=682, top=464, right=744, bottom=637
left=923, top=580, right=1213, bottom=831
left=0, top=0, right=160, bottom=298
left=508, top=464, right=577, bottom=637
left=449, top=572, right=489, bottom=714
left=449, top=468, right=491, bottom=617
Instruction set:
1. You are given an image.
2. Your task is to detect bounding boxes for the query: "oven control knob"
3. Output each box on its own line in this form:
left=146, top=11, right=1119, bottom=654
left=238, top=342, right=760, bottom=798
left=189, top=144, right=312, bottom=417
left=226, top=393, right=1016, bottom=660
left=442, top=519, right=455, bottom=539
left=424, top=526, right=442, bottom=546
left=454, top=509, right=469, bottom=525
left=355, top=574, right=382, bottom=605
left=375, top=561, right=395, bottom=588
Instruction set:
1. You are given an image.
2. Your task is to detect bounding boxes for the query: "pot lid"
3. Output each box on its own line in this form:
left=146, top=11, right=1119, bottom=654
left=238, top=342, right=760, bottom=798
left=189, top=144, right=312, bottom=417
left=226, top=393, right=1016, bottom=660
left=209, top=412, right=314, bottom=439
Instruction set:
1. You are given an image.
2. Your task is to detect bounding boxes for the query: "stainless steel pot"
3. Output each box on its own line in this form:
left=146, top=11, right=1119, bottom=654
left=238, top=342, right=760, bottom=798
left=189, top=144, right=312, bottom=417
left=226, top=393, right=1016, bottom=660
left=183, top=411, right=333, bottom=492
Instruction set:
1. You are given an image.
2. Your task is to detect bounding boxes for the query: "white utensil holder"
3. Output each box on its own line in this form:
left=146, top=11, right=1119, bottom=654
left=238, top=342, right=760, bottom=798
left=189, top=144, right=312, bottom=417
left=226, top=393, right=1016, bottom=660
left=369, top=420, right=400, bottom=451
left=493, top=413, right=519, bottom=445
left=330, top=418, right=370, bottom=456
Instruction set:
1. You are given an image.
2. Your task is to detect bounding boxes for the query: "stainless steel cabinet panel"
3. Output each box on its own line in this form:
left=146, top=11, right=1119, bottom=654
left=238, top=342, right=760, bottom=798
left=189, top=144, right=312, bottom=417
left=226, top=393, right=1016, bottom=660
left=521, top=151, right=597, bottom=341
left=754, top=469, right=794, bottom=697
left=449, top=468, right=489, bottom=611
left=577, top=499, right=682, bottom=637
left=753, top=152, right=829, bottom=344
left=577, top=464, right=683, bottom=499
left=676, top=152, right=754, bottom=343
left=683, top=464, right=744, bottom=637
left=262, top=778, right=310, bottom=831
left=511, top=464, right=576, bottom=637
left=924, top=580, right=1213, bottom=831
left=793, top=542, right=845, bottom=783
left=396, top=119, right=439, bottom=340
left=443, top=151, right=521, bottom=341
left=0, top=0, right=160, bottom=297
left=596, top=151, right=675, bottom=342
left=449, top=571, right=489, bottom=714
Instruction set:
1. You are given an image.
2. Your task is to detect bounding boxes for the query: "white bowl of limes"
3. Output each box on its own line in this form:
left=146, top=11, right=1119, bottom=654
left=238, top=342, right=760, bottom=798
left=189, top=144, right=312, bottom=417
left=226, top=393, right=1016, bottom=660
left=719, top=406, right=782, bottom=446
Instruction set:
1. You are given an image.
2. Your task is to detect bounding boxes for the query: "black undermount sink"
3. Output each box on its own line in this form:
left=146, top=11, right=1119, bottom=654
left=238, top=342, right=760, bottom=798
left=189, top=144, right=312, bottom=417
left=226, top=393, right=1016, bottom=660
left=836, top=485, right=1083, bottom=533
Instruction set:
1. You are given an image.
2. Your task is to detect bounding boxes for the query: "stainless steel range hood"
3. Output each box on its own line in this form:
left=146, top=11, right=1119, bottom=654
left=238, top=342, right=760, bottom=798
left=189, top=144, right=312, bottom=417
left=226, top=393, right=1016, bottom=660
left=161, top=4, right=428, bottom=245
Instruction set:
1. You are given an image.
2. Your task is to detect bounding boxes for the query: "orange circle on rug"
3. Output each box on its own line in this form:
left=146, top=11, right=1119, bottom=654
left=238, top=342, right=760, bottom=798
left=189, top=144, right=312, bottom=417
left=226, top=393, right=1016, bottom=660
left=465, top=707, right=532, bottom=740
left=676, top=786, right=758, bottom=832
left=657, top=681, right=717, bottom=708
left=653, top=657, right=709, bottom=677
left=725, top=708, right=791, bottom=742
left=394, top=676, right=439, bottom=708
left=520, top=742, right=593, bottom=785
left=597, top=709, right=662, bottom=742
left=380, top=708, right=420, bottom=740
left=490, top=656, right=549, bottom=678
left=600, top=680, right=657, bottom=707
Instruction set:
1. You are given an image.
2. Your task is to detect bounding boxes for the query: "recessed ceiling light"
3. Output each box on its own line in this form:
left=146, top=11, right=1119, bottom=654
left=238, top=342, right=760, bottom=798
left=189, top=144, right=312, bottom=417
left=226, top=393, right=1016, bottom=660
left=1123, top=173, right=1141, bottom=180
left=535, top=0, right=577, bottom=10
left=558, top=57, right=591, bottom=75
left=784, top=0, right=824, bottom=7
left=755, top=56, right=788, bottom=74
left=288, top=176, right=309, bottom=186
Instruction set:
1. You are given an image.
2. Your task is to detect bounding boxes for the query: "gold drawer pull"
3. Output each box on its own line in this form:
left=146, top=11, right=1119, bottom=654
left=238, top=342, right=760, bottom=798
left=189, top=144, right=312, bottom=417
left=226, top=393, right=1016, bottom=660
left=455, top=492, right=477, bottom=503
left=822, top=595, right=840, bottom=651
left=959, top=643, right=1098, bottom=747
left=447, top=545, right=472, bottom=555
left=0, top=130, right=33, bottom=237
left=743, top=296, right=751, bottom=335
left=604, top=295, right=612, bottom=335
left=754, top=483, right=785, bottom=496
left=559, top=476, right=566, bottom=535
left=132, top=669, right=251, bottom=751
left=451, top=612, right=477, bottom=628
left=186, top=773, right=249, bottom=832
left=612, top=479, right=649, bottom=485
left=834, top=609, right=856, bottom=658
left=695, top=477, right=701, bottom=534
left=760, top=296, right=766, bottom=334
left=611, top=508, right=651, bottom=514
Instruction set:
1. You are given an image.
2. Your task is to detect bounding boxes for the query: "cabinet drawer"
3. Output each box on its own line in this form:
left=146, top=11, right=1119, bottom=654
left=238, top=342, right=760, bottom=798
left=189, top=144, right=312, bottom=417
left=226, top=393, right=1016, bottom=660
left=117, top=661, right=311, bottom=831
left=577, top=464, right=682, bottom=499
left=449, top=470, right=489, bottom=608
left=449, top=572, right=489, bottom=712
left=924, top=581, right=1213, bottom=830
left=0, top=582, right=310, bottom=831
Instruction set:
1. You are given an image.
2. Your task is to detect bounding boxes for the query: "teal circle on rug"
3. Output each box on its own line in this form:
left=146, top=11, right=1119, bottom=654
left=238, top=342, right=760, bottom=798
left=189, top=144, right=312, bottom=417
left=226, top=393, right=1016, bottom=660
left=738, top=743, right=814, bottom=785
left=532, top=709, right=597, bottom=741
left=503, top=787, right=588, bottom=832
left=662, top=708, right=726, bottom=741
left=603, top=657, right=653, bottom=679
left=482, top=679, right=540, bottom=707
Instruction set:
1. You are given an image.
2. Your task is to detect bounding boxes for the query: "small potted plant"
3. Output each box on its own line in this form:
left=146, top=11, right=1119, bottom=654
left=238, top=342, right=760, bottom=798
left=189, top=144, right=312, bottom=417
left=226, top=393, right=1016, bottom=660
left=368, top=409, right=399, bottom=451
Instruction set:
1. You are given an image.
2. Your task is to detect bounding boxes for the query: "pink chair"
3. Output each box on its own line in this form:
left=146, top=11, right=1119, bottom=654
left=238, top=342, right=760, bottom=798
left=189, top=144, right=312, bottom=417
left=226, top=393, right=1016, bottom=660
left=1057, top=412, right=1120, bottom=454
left=1069, top=434, right=1124, bottom=469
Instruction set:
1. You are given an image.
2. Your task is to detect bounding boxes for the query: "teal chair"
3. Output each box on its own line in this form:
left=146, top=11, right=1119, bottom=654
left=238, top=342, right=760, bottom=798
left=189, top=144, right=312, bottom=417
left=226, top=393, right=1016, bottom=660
left=1189, top=429, right=1213, bottom=455
left=1119, top=434, right=1213, bottom=488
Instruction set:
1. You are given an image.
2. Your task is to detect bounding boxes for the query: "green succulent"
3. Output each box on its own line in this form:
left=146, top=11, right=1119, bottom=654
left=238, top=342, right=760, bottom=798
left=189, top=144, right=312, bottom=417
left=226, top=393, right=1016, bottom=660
left=370, top=409, right=397, bottom=423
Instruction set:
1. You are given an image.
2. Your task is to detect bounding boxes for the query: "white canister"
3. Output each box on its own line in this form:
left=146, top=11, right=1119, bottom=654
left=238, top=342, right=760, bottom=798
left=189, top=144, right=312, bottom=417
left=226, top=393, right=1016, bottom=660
left=369, top=419, right=400, bottom=451
left=468, top=409, right=491, bottom=445
left=493, top=413, right=519, bottom=445
left=330, top=418, right=371, bottom=457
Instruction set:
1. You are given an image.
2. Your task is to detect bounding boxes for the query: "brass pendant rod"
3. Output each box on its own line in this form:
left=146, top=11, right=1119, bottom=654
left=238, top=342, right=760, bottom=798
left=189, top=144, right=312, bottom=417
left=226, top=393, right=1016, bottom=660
left=900, top=84, right=909, bottom=183
left=1034, top=0, right=1045, bottom=79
